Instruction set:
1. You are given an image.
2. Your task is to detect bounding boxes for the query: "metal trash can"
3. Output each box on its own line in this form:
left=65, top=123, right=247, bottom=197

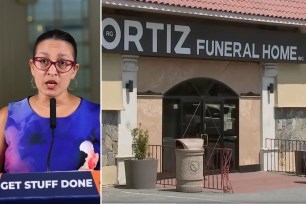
left=175, top=138, right=204, bottom=193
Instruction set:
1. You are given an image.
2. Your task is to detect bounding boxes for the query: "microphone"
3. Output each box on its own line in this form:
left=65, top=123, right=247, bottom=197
left=47, top=98, right=56, bottom=171
left=50, top=98, right=56, bottom=129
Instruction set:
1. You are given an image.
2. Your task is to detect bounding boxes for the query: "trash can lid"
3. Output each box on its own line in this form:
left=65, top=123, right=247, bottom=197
left=176, top=139, right=204, bottom=150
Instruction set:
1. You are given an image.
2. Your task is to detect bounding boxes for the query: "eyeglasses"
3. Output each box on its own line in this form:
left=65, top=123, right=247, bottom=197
left=32, top=57, right=76, bottom=73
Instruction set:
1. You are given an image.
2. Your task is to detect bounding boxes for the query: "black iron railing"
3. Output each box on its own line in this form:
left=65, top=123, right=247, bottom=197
left=265, top=138, right=306, bottom=174
left=203, top=147, right=233, bottom=192
left=148, top=145, right=233, bottom=192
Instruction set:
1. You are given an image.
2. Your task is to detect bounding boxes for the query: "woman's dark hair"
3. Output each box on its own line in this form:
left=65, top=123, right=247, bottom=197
left=33, top=29, right=77, bottom=61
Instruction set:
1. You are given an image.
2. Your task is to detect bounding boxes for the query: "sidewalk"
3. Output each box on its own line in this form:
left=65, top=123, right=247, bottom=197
left=102, top=171, right=306, bottom=203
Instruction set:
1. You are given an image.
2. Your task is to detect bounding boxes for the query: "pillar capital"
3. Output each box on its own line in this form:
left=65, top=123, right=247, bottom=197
left=122, top=55, right=139, bottom=72
left=263, top=63, right=277, bottom=77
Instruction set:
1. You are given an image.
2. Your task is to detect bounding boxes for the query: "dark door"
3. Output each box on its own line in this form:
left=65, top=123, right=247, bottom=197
left=203, top=99, right=223, bottom=148
left=163, top=77, right=239, bottom=171
left=181, top=99, right=202, bottom=139
left=181, top=99, right=223, bottom=144
left=180, top=98, right=238, bottom=171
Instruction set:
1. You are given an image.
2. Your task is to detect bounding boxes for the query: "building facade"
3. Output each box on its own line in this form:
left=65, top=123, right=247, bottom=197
left=102, top=0, right=306, bottom=185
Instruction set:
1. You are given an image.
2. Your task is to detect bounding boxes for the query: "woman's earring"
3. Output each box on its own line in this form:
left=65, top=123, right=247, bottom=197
left=31, top=77, right=37, bottom=89
left=68, top=78, right=78, bottom=91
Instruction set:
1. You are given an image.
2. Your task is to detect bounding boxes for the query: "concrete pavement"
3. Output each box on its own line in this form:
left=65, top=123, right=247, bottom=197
left=102, top=171, right=306, bottom=203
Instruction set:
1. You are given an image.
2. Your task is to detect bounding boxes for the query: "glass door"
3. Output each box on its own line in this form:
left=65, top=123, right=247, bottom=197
left=180, top=98, right=238, bottom=171
left=180, top=99, right=224, bottom=144
left=181, top=99, right=202, bottom=139
left=223, top=99, right=238, bottom=170
left=163, top=77, right=239, bottom=171
left=203, top=99, right=223, bottom=148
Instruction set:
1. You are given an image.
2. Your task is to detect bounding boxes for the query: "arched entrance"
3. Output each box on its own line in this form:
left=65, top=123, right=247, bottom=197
left=163, top=77, right=239, bottom=171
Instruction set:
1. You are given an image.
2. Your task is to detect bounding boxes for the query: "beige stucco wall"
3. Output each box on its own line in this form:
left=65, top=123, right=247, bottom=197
left=138, top=57, right=261, bottom=95
left=239, top=97, right=261, bottom=166
left=102, top=53, right=124, bottom=110
left=137, top=95, right=163, bottom=171
left=137, top=95, right=163, bottom=146
left=277, top=63, right=306, bottom=107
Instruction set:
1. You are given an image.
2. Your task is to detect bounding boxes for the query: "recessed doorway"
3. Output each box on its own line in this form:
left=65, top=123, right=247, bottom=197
left=163, top=77, right=239, bottom=171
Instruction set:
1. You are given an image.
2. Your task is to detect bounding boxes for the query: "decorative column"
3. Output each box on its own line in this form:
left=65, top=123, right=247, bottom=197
left=116, top=55, right=139, bottom=185
left=260, top=63, right=277, bottom=171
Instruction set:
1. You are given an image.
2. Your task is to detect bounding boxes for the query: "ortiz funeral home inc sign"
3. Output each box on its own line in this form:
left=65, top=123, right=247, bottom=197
left=102, top=15, right=306, bottom=63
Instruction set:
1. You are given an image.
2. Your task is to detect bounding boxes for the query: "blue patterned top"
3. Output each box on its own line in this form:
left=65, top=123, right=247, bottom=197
left=4, top=97, right=100, bottom=173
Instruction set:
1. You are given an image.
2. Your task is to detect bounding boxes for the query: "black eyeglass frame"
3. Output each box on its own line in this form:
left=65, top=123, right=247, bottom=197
left=32, top=57, right=77, bottom=73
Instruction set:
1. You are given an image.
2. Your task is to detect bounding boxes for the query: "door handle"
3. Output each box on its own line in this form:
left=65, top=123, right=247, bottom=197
left=200, top=134, right=208, bottom=146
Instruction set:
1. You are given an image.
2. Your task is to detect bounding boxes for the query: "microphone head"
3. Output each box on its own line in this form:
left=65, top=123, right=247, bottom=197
left=50, top=98, right=56, bottom=129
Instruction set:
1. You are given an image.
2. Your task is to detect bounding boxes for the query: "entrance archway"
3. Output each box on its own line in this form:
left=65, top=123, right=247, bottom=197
left=163, top=77, right=239, bottom=171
